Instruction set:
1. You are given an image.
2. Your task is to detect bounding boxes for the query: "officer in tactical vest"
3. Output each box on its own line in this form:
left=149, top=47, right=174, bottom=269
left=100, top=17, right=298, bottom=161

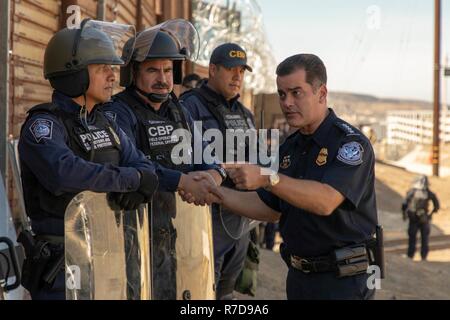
left=18, top=19, right=159, bottom=300
left=102, top=20, right=225, bottom=300
left=180, top=43, right=256, bottom=300
left=402, top=175, right=439, bottom=260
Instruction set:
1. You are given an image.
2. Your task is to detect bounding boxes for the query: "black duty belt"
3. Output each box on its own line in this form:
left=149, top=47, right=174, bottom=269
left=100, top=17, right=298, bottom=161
left=289, top=254, right=336, bottom=274
left=280, top=244, right=336, bottom=273
left=281, top=243, right=371, bottom=277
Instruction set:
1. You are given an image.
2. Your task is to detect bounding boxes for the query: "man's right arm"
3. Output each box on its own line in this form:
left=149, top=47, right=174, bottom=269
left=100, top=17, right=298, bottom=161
left=217, top=187, right=281, bottom=223
left=19, top=114, right=143, bottom=195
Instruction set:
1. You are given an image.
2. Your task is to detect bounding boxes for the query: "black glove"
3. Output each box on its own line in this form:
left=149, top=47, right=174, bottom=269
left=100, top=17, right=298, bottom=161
left=137, top=169, right=159, bottom=202
left=108, top=192, right=145, bottom=211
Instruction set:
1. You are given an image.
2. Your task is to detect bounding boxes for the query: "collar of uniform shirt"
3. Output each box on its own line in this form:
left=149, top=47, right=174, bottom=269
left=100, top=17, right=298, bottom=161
left=201, top=81, right=241, bottom=110
left=52, top=90, right=100, bottom=123
left=296, top=108, right=337, bottom=148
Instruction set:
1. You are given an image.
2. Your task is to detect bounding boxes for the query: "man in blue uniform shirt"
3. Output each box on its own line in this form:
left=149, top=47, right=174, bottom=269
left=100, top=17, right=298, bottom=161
left=209, top=54, right=379, bottom=300
left=18, top=20, right=158, bottom=300
left=180, top=43, right=256, bottom=300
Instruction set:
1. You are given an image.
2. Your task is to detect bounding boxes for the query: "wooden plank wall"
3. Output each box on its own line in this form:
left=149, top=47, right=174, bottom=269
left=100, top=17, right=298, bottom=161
left=10, top=0, right=61, bottom=136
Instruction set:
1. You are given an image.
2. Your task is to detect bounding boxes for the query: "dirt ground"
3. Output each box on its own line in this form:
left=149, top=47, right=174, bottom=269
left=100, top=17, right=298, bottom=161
left=235, top=162, right=450, bottom=300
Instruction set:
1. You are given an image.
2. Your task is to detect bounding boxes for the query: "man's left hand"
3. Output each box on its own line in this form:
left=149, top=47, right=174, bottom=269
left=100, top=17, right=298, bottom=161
left=222, top=163, right=269, bottom=190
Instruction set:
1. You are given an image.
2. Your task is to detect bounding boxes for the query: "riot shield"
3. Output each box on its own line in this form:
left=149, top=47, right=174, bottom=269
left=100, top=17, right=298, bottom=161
left=64, top=191, right=151, bottom=300
left=151, top=192, right=215, bottom=300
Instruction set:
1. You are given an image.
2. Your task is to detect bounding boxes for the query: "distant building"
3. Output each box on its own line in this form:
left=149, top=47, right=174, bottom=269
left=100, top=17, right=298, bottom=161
left=387, top=109, right=450, bottom=145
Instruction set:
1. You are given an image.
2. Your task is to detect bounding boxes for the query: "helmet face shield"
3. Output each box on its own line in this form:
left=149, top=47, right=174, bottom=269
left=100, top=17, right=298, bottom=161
left=133, top=19, right=200, bottom=62
left=160, top=19, right=200, bottom=61
left=80, top=20, right=136, bottom=66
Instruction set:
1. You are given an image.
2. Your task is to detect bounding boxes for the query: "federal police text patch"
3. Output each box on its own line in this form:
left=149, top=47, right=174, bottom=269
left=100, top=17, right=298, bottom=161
left=30, top=118, right=53, bottom=143
left=337, top=141, right=364, bottom=165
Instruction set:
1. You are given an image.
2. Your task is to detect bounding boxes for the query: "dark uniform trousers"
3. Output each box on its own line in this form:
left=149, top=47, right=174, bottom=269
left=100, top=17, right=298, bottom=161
left=407, top=218, right=431, bottom=260
left=31, top=273, right=66, bottom=300
left=286, top=269, right=375, bottom=300
left=212, top=209, right=250, bottom=299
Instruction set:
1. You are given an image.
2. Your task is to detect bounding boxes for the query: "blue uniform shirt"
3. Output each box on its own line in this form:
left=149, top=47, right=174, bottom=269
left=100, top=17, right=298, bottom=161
left=102, top=90, right=221, bottom=192
left=19, top=91, right=156, bottom=196
left=257, top=109, right=378, bottom=257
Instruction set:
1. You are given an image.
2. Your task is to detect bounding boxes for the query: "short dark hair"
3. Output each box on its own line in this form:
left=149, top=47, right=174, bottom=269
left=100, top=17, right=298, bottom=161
left=182, top=73, right=201, bottom=87
left=276, top=54, right=327, bottom=90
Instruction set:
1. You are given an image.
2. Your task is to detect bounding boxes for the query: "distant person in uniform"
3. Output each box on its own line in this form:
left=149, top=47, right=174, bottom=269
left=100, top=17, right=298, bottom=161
left=402, top=175, right=439, bottom=261
left=181, top=73, right=201, bottom=94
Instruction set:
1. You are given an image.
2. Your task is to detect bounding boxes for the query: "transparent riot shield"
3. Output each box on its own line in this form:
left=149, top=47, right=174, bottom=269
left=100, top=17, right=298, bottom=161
left=64, top=191, right=151, bottom=300
left=151, top=192, right=215, bottom=300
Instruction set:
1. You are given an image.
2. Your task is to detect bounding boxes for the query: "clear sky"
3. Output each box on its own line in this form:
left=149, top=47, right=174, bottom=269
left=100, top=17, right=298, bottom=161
left=258, top=0, right=450, bottom=102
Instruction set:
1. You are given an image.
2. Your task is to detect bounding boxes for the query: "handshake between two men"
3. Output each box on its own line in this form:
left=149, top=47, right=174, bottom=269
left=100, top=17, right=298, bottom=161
left=177, top=163, right=271, bottom=206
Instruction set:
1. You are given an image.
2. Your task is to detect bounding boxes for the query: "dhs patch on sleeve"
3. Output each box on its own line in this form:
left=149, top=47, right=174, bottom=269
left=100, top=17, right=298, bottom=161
left=337, top=141, right=364, bottom=165
left=29, top=118, right=53, bottom=143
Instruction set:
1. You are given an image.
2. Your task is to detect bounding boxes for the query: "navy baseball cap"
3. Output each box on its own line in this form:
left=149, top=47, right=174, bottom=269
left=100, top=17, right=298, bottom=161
left=210, top=43, right=253, bottom=72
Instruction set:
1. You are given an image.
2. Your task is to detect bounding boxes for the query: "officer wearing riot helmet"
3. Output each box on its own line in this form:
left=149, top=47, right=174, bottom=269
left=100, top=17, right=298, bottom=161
left=402, top=175, right=439, bottom=260
left=18, top=19, right=159, bottom=300
left=180, top=43, right=256, bottom=300
left=208, top=54, right=384, bottom=300
left=102, top=20, right=225, bottom=300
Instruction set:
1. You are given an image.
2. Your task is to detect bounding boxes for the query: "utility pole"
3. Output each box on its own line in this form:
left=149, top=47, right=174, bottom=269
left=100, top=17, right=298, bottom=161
left=443, top=55, right=449, bottom=150
left=433, top=0, right=441, bottom=177
left=97, top=0, right=106, bottom=21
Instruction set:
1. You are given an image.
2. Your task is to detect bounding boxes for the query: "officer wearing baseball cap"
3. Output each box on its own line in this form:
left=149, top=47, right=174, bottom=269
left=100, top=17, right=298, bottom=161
left=209, top=43, right=253, bottom=72
left=180, top=43, right=256, bottom=300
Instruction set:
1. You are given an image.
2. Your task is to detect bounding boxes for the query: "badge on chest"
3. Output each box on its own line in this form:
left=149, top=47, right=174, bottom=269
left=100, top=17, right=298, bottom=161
left=280, top=154, right=291, bottom=169
left=316, top=148, right=328, bottom=166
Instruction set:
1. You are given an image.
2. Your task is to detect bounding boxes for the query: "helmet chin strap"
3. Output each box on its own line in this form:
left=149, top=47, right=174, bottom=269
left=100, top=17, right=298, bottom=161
left=135, top=87, right=169, bottom=103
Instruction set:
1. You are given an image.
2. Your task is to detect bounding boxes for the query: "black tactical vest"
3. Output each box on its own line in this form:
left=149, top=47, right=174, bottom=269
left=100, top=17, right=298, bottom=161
left=20, top=103, right=122, bottom=230
left=187, top=87, right=254, bottom=131
left=114, top=90, right=192, bottom=171
left=183, top=87, right=256, bottom=163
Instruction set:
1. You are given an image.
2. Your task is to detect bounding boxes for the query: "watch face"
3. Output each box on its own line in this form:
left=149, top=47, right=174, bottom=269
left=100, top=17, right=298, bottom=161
left=270, top=173, right=280, bottom=186
left=219, top=167, right=227, bottom=179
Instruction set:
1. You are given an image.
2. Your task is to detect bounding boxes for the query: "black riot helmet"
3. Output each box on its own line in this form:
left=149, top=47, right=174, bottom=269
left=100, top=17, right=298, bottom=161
left=120, top=19, right=200, bottom=101
left=44, top=19, right=135, bottom=98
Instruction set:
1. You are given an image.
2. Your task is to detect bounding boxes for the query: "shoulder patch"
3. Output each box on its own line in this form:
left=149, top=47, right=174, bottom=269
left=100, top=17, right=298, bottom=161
left=29, top=118, right=53, bottom=143
left=337, top=141, right=364, bottom=165
left=104, top=111, right=117, bottom=122
left=335, top=122, right=360, bottom=136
